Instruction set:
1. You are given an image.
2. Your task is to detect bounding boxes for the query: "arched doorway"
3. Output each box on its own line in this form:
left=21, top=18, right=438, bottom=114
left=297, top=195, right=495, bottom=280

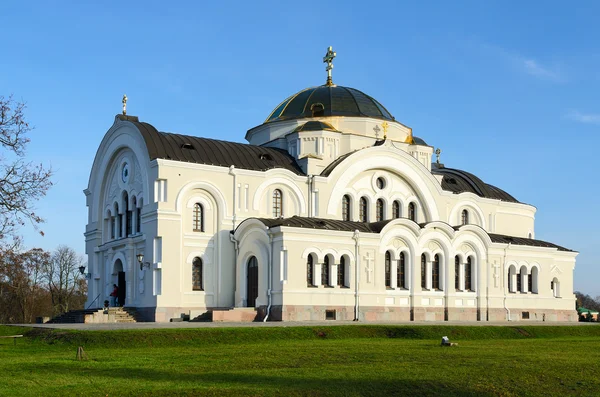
left=113, top=259, right=126, bottom=307
left=246, top=256, right=258, bottom=307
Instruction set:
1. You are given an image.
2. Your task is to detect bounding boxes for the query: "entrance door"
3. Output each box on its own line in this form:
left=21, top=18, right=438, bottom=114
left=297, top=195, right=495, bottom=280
left=246, top=256, right=258, bottom=307
left=118, top=271, right=126, bottom=307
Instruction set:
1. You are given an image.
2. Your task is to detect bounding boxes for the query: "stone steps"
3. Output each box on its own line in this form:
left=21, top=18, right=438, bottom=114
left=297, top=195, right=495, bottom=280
left=48, top=307, right=140, bottom=324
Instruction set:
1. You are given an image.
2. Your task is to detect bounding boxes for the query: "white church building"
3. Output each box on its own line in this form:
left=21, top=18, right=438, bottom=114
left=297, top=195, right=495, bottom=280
left=84, top=48, right=577, bottom=322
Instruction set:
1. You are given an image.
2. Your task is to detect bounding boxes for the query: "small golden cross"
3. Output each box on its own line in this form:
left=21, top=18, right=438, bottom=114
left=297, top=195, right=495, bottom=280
left=381, top=121, right=389, bottom=139
left=122, top=94, right=128, bottom=115
left=323, top=46, right=337, bottom=86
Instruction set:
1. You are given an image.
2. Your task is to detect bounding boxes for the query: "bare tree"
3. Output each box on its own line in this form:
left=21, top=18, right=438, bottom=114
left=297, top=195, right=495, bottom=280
left=0, top=245, right=52, bottom=323
left=44, top=245, right=86, bottom=315
left=0, top=95, right=53, bottom=242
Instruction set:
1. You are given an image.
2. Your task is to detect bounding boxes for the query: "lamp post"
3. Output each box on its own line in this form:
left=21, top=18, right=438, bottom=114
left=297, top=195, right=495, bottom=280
left=136, top=253, right=150, bottom=271
left=78, top=265, right=91, bottom=279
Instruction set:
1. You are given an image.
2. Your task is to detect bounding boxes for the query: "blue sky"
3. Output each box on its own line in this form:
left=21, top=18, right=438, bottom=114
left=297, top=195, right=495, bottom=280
left=2, top=1, right=599, bottom=295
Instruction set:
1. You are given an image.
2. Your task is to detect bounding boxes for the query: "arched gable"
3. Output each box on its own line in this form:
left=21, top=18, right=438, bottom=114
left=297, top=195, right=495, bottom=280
left=252, top=176, right=307, bottom=215
left=325, top=146, right=442, bottom=220
left=448, top=200, right=487, bottom=228
left=175, top=181, right=228, bottom=221
left=87, top=119, right=152, bottom=224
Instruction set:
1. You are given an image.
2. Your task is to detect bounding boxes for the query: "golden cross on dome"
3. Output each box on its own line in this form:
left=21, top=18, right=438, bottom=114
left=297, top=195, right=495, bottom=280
left=122, top=94, right=128, bottom=115
left=381, top=121, right=389, bottom=139
left=323, top=46, right=337, bottom=86
left=435, top=148, right=442, bottom=164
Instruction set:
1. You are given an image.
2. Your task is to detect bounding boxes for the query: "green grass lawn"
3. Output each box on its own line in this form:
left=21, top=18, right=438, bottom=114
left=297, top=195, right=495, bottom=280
left=1, top=325, right=599, bottom=396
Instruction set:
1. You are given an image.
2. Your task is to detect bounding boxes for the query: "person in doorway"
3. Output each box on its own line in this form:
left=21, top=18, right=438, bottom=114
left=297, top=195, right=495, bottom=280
left=110, top=284, right=118, bottom=307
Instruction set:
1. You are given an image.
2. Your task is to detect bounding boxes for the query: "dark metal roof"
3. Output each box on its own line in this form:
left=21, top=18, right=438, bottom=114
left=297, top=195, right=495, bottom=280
left=432, top=164, right=519, bottom=203
left=320, top=151, right=355, bottom=177
left=292, top=121, right=338, bottom=133
left=253, top=215, right=392, bottom=233
left=242, top=216, right=574, bottom=251
left=265, top=85, right=395, bottom=123
left=320, top=137, right=428, bottom=177
left=413, top=136, right=427, bottom=145
left=488, top=233, right=573, bottom=252
left=118, top=115, right=305, bottom=175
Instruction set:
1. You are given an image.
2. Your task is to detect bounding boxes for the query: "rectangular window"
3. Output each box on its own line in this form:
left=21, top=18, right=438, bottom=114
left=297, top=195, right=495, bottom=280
left=465, top=261, right=472, bottom=291
left=111, top=217, right=115, bottom=239
left=517, top=274, right=522, bottom=292
left=322, top=258, right=330, bottom=287
left=421, top=256, right=426, bottom=289
left=337, top=260, right=345, bottom=287
left=455, top=258, right=460, bottom=290
left=126, top=210, right=132, bottom=236
left=325, top=310, right=336, bottom=320
left=136, top=208, right=141, bottom=233
left=528, top=274, right=532, bottom=293
left=398, top=257, right=406, bottom=289
left=118, top=214, right=123, bottom=238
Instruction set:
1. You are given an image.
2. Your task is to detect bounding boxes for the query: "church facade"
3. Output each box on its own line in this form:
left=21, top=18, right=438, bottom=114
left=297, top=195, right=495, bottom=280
left=84, top=49, right=577, bottom=322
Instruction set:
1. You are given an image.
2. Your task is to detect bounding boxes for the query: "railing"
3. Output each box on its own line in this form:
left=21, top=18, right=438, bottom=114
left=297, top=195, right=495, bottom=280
left=0, top=335, right=23, bottom=345
left=86, top=293, right=102, bottom=310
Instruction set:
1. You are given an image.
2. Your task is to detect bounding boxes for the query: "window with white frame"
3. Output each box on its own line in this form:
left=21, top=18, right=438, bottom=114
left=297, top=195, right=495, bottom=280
left=273, top=189, right=283, bottom=218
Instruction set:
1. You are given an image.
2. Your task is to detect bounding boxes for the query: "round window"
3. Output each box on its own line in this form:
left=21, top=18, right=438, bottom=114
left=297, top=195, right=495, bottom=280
left=376, top=177, right=386, bottom=190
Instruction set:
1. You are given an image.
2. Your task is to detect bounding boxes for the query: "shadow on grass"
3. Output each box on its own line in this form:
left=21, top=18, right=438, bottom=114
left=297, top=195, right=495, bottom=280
left=16, top=361, right=499, bottom=396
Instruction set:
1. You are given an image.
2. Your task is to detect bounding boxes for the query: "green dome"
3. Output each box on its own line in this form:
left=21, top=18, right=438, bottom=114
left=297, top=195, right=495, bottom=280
left=266, top=85, right=395, bottom=123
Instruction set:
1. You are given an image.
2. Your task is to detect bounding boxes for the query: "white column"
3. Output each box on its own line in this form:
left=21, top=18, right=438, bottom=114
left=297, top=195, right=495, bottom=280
left=331, top=264, right=338, bottom=287
left=522, top=272, right=528, bottom=293
left=426, top=261, right=432, bottom=290
left=391, top=260, right=398, bottom=289
left=314, top=263, right=322, bottom=287
left=459, top=262, right=465, bottom=291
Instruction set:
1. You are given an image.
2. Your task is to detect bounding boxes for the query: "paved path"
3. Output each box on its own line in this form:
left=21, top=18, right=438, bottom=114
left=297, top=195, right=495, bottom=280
left=5, top=321, right=597, bottom=331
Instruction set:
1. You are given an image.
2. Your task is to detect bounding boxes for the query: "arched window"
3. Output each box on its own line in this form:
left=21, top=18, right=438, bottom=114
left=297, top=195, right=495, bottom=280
left=322, top=256, right=330, bottom=286
left=421, top=254, right=427, bottom=289
left=273, top=189, right=283, bottom=218
left=432, top=254, right=440, bottom=290
left=455, top=256, right=460, bottom=290
left=359, top=197, right=368, bottom=222
left=193, top=203, right=204, bottom=232
left=465, top=257, right=472, bottom=291
left=392, top=200, right=401, bottom=219
left=552, top=277, right=560, bottom=298
left=461, top=209, right=469, bottom=226
left=397, top=252, right=406, bottom=289
left=408, top=202, right=416, bottom=222
left=192, top=257, right=203, bottom=291
left=385, top=251, right=392, bottom=288
left=307, top=255, right=314, bottom=287
left=531, top=267, right=539, bottom=294
left=376, top=199, right=384, bottom=222
left=342, top=195, right=351, bottom=221
left=338, top=256, right=346, bottom=287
